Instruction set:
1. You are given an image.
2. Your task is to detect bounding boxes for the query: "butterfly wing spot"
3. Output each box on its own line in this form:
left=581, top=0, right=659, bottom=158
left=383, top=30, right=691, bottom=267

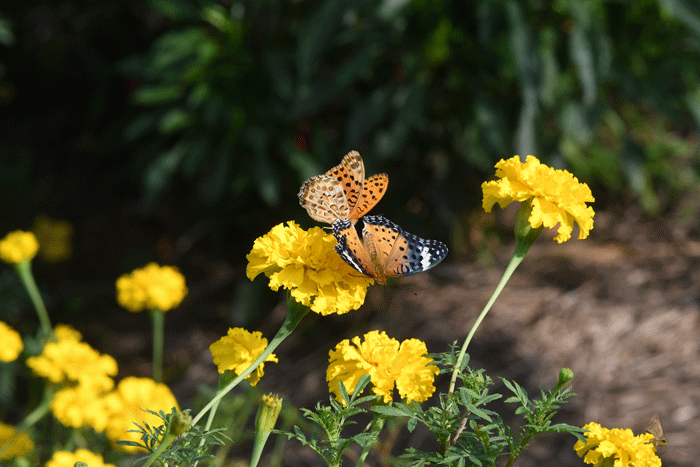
left=362, top=215, right=448, bottom=278
left=327, top=151, right=365, bottom=209
left=299, top=175, right=352, bottom=223
left=352, top=173, right=389, bottom=219
left=332, top=220, right=374, bottom=277
left=299, top=151, right=387, bottom=224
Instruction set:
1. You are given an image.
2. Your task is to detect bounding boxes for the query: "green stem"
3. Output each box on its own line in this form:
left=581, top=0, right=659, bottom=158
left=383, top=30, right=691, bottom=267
left=151, top=309, right=164, bottom=383
left=355, top=416, right=385, bottom=467
left=448, top=252, right=525, bottom=395
left=203, top=397, right=221, bottom=431
left=14, top=260, right=52, bottom=339
left=141, top=431, right=178, bottom=467
left=17, top=386, right=55, bottom=431
left=191, top=296, right=309, bottom=426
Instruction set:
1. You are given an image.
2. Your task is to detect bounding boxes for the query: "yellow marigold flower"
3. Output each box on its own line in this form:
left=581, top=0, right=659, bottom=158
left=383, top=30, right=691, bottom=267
left=26, top=339, right=117, bottom=392
left=50, top=384, right=111, bottom=431
left=574, top=422, right=661, bottom=467
left=327, top=331, right=438, bottom=404
left=116, top=263, right=188, bottom=312
left=210, top=328, right=278, bottom=386
left=102, top=376, right=179, bottom=452
left=247, top=221, right=372, bottom=315
left=45, top=449, right=116, bottom=467
left=0, top=322, right=23, bottom=362
left=482, top=155, right=595, bottom=243
left=53, top=323, right=82, bottom=342
left=32, top=215, right=73, bottom=262
left=0, top=422, right=33, bottom=460
left=0, top=231, right=39, bottom=264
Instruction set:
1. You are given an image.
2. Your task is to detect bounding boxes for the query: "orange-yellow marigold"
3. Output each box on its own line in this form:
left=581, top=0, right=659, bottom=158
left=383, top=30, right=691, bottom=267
left=210, top=327, right=278, bottom=386
left=116, top=263, right=188, bottom=312
left=102, top=376, right=179, bottom=452
left=482, top=155, right=595, bottom=243
left=0, top=231, right=39, bottom=264
left=247, top=221, right=372, bottom=315
left=327, top=331, right=438, bottom=404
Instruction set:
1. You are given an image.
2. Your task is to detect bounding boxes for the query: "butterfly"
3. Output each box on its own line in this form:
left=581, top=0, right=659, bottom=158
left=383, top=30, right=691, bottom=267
left=645, top=414, right=667, bottom=448
left=332, top=215, right=448, bottom=284
left=298, top=151, right=388, bottom=224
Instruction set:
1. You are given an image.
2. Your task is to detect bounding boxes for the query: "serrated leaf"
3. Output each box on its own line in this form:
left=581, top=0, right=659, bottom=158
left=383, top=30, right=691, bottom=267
left=467, top=406, right=492, bottom=422
left=337, top=379, right=350, bottom=406
left=407, top=417, right=418, bottom=432
left=371, top=406, right=409, bottom=417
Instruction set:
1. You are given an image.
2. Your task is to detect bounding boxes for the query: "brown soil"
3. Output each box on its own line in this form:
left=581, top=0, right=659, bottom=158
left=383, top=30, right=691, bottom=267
left=95, top=206, right=697, bottom=466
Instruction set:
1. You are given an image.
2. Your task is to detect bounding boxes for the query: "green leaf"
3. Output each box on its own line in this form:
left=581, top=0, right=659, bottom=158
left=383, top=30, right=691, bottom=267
left=132, top=85, right=182, bottom=105
left=371, top=406, right=409, bottom=417
left=159, top=108, right=191, bottom=134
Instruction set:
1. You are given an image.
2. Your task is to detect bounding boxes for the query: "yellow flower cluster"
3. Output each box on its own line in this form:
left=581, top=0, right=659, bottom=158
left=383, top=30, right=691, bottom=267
left=210, top=328, right=278, bottom=386
left=0, top=322, right=23, bottom=362
left=327, top=331, right=438, bottom=404
left=26, top=325, right=177, bottom=452
left=482, top=155, right=595, bottom=243
left=45, top=448, right=116, bottom=467
left=101, top=377, right=179, bottom=452
left=0, top=230, right=39, bottom=264
left=574, top=422, right=661, bottom=467
left=32, top=215, right=73, bottom=262
left=0, top=422, right=33, bottom=461
left=116, top=262, right=188, bottom=312
left=247, top=221, right=372, bottom=315
left=26, top=335, right=118, bottom=392
left=54, top=323, right=82, bottom=341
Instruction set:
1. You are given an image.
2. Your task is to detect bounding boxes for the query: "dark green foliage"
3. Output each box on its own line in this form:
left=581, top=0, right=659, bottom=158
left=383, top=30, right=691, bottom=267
left=3, top=0, right=700, bottom=238
left=121, top=0, right=700, bottom=237
left=119, top=408, right=230, bottom=466
left=396, top=353, right=584, bottom=466
left=275, top=375, right=381, bottom=466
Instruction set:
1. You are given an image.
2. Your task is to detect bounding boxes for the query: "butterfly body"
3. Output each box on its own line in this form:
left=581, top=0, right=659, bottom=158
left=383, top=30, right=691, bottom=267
left=333, top=215, right=448, bottom=284
left=298, top=151, right=388, bottom=224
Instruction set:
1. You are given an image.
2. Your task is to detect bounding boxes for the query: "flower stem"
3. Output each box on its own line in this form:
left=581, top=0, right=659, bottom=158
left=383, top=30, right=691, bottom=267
left=448, top=252, right=524, bottom=394
left=355, top=416, right=385, bottom=467
left=140, top=431, right=178, bottom=467
left=191, top=296, right=309, bottom=426
left=151, top=309, right=164, bottom=383
left=14, top=260, right=52, bottom=339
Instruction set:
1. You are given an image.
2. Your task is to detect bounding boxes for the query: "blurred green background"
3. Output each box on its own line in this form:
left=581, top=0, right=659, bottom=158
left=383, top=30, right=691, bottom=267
left=1, top=0, right=700, bottom=327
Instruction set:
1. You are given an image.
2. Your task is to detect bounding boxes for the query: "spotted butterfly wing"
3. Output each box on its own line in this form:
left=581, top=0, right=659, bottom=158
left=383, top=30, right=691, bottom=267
left=332, top=215, right=448, bottom=284
left=298, top=151, right=388, bottom=224
left=297, top=175, right=351, bottom=223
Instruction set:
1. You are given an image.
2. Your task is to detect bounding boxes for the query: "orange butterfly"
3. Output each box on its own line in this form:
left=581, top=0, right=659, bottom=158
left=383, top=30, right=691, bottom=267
left=332, top=215, right=448, bottom=285
left=298, top=151, right=388, bottom=224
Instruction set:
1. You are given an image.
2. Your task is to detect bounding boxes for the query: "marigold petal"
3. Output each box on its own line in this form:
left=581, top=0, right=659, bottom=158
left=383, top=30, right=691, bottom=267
left=0, top=322, right=23, bottom=362
left=327, top=331, right=437, bottom=404
left=116, top=263, right=187, bottom=312
left=247, top=221, right=372, bottom=315
left=482, top=156, right=595, bottom=243
left=210, top=328, right=277, bottom=386
left=103, top=377, right=178, bottom=453
left=0, top=422, right=33, bottom=460
left=0, top=231, right=39, bottom=263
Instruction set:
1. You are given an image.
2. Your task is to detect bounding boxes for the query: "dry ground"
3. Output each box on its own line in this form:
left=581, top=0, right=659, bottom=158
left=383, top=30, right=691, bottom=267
left=109, top=207, right=698, bottom=466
